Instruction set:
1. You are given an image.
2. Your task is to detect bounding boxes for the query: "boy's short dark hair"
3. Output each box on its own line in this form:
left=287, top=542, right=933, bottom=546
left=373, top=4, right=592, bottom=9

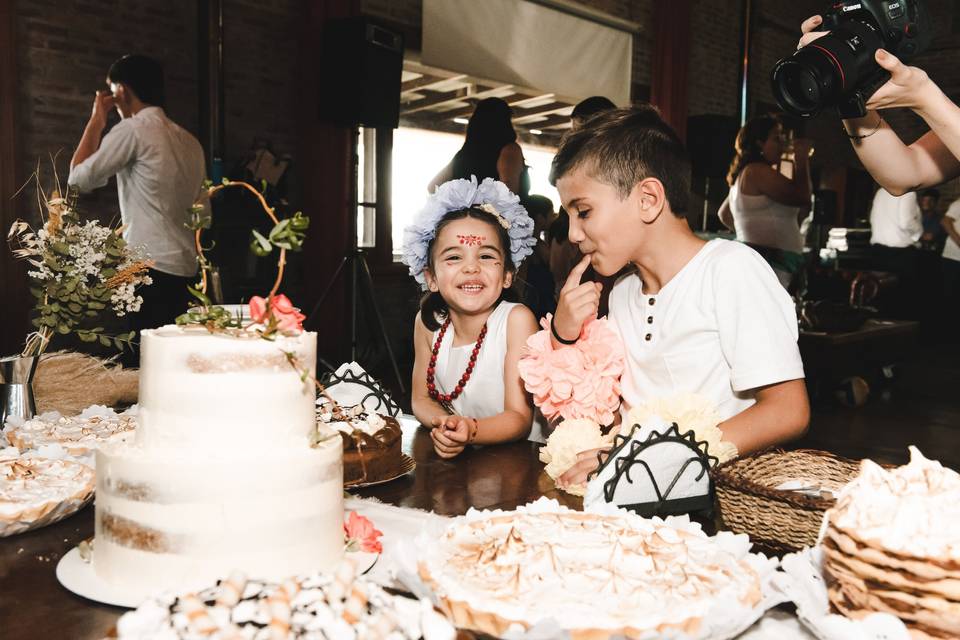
left=108, top=54, right=165, bottom=107
left=550, top=104, right=691, bottom=216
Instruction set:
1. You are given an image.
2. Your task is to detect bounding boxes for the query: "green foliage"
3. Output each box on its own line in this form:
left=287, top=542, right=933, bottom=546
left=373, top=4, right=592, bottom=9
left=13, top=202, right=148, bottom=355
left=248, top=212, right=310, bottom=257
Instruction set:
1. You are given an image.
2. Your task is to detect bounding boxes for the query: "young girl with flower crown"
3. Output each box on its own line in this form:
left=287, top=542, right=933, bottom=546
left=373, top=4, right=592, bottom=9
left=402, top=177, right=541, bottom=459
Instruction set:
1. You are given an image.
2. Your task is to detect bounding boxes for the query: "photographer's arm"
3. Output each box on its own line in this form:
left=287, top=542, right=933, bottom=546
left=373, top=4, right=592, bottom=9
left=799, top=16, right=960, bottom=194
left=841, top=63, right=960, bottom=194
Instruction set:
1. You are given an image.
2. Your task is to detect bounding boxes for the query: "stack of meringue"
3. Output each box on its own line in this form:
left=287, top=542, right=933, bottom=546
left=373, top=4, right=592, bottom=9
left=822, top=447, right=960, bottom=638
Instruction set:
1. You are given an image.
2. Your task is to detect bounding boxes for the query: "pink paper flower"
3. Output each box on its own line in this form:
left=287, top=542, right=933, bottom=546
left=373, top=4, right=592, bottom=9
left=248, top=293, right=305, bottom=335
left=518, top=315, right=625, bottom=426
left=344, top=511, right=383, bottom=554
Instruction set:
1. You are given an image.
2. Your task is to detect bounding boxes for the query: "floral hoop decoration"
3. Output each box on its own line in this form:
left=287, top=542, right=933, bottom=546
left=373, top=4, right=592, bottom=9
left=176, top=178, right=309, bottom=338
left=400, top=176, right=537, bottom=289
left=176, top=180, right=347, bottom=411
left=8, top=165, right=152, bottom=357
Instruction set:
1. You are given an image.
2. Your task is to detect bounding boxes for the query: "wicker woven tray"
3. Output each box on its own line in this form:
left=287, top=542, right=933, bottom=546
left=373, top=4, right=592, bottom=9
left=712, top=448, right=862, bottom=555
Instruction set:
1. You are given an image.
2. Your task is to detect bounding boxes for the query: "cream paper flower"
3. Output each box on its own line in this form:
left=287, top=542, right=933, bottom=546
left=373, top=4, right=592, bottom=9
left=540, top=418, right=611, bottom=496
left=625, top=393, right=738, bottom=463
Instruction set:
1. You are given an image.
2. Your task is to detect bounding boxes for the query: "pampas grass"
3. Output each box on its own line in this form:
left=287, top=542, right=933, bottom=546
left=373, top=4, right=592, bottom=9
left=34, top=351, right=138, bottom=415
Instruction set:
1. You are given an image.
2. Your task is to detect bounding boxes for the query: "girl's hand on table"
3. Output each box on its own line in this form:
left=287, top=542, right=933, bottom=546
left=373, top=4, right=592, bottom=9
left=430, top=415, right=478, bottom=459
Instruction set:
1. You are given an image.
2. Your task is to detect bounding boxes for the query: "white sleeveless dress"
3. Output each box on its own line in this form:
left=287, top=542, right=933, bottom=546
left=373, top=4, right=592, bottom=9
left=432, top=301, right=545, bottom=442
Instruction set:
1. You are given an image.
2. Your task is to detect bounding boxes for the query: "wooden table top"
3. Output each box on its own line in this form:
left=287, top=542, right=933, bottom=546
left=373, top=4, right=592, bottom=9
left=0, top=422, right=579, bottom=640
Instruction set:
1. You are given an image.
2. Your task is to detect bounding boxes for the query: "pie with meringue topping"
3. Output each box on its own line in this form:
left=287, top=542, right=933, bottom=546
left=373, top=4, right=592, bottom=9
left=418, top=501, right=765, bottom=639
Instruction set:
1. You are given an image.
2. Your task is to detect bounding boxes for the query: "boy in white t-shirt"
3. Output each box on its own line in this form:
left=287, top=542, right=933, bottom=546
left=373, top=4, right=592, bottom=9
left=549, top=105, right=809, bottom=487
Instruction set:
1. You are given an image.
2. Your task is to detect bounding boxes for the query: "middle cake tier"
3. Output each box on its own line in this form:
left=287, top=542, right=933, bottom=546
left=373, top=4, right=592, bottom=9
left=94, top=435, right=343, bottom=595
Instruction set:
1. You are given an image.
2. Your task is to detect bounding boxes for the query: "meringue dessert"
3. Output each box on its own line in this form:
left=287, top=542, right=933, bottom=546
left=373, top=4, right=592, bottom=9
left=117, top=559, right=455, bottom=640
left=0, top=455, right=95, bottom=537
left=418, top=500, right=766, bottom=638
left=823, top=447, right=960, bottom=638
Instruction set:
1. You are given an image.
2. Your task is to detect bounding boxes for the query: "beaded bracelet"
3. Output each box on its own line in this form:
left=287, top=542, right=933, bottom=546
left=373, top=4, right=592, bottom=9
left=551, top=316, right=579, bottom=345
left=844, top=113, right=884, bottom=140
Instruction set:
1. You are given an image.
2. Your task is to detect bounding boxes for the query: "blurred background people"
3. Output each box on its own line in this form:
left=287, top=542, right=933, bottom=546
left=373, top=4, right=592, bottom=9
left=570, top=95, right=616, bottom=130
left=428, top=97, right=527, bottom=197
left=719, top=115, right=812, bottom=289
left=919, top=188, right=945, bottom=252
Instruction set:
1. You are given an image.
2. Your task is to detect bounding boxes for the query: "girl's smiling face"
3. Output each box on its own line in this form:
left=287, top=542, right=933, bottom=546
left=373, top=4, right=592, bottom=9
left=424, top=216, right=512, bottom=317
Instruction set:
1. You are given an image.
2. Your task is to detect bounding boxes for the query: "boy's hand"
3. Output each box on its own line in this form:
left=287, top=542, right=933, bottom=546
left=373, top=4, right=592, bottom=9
left=553, top=255, right=602, bottom=344
left=430, top=415, right=477, bottom=459
left=557, top=447, right=610, bottom=488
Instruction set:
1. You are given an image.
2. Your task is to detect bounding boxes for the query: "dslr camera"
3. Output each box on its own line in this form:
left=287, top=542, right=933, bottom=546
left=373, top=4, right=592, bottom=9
left=772, top=0, right=931, bottom=118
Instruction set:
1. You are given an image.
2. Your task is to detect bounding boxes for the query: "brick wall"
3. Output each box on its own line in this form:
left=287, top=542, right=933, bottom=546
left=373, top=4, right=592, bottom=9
left=221, top=0, right=301, bottom=175
left=15, top=1, right=198, bottom=223
left=13, top=0, right=303, bottom=224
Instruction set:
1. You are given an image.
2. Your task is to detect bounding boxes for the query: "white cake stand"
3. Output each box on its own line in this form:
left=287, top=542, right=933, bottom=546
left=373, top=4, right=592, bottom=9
left=57, top=545, right=380, bottom=609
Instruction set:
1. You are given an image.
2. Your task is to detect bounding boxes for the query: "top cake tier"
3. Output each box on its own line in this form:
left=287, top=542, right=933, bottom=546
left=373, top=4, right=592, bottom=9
left=136, top=325, right=317, bottom=452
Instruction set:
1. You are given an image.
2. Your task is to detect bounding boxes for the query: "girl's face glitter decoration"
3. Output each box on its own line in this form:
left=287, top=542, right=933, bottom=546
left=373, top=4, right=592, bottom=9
left=457, top=234, right=486, bottom=246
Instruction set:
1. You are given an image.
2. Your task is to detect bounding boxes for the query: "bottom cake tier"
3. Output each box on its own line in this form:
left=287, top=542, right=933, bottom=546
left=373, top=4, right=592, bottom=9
left=94, top=436, right=343, bottom=594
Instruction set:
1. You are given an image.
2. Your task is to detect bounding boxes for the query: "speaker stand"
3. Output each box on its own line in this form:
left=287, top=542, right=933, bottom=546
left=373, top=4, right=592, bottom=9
left=306, top=248, right=405, bottom=394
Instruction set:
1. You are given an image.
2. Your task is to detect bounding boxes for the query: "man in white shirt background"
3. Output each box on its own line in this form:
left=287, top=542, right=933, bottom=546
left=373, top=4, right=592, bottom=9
left=865, top=186, right=940, bottom=328
left=869, top=188, right=921, bottom=249
left=68, top=54, right=206, bottom=358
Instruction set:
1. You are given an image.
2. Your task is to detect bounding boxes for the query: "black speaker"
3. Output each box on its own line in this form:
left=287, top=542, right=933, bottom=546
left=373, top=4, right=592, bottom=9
left=686, top=114, right=739, bottom=179
left=319, top=17, right=404, bottom=128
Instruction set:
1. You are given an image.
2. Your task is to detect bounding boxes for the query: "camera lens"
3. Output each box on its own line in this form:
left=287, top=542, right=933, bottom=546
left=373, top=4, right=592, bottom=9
left=772, top=46, right=843, bottom=117
left=772, top=20, right=889, bottom=117
left=773, top=62, right=825, bottom=114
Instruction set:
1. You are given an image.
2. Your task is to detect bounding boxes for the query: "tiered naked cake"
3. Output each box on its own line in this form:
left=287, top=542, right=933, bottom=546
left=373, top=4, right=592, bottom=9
left=823, top=447, right=960, bottom=639
left=95, top=326, right=344, bottom=594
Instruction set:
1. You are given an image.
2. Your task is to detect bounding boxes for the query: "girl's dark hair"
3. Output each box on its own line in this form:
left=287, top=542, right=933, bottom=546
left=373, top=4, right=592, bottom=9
left=450, top=98, right=517, bottom=182
left=726, top=115, right=780, bottom=186
left=419, top=207, right=519, bottom=331
left=108, top=54, right=166, bottom=107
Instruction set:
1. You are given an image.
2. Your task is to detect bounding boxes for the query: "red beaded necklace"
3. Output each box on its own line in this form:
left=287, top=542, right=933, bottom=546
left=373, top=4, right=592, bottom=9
left=426, top=317, right=487, bottom=407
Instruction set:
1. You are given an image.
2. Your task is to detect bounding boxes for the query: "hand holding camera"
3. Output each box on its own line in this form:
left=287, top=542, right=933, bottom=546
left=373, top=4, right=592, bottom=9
left=773, top=0, right=932, bottom=118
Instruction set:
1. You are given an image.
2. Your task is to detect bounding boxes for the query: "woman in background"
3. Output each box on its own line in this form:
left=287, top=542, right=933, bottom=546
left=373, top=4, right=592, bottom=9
left=428, top=97, right=527, bottom=197
left=719, top=115, right=812, bottom=289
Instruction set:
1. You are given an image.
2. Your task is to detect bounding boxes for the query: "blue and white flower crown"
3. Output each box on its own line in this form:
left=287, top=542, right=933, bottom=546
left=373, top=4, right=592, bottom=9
left=401, top=176, right=537, bottom=288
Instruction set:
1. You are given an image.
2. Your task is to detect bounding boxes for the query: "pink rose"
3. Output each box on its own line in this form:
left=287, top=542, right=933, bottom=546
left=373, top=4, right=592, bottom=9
left=274, top=307, right=306, bottom=334
left=344, top=511, right=383, bottom=554
left=249, top=293, right=305, bottom=334
left=249, top=296, right=269, bottom=323
left=272, top=294, right=295, bottom=314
